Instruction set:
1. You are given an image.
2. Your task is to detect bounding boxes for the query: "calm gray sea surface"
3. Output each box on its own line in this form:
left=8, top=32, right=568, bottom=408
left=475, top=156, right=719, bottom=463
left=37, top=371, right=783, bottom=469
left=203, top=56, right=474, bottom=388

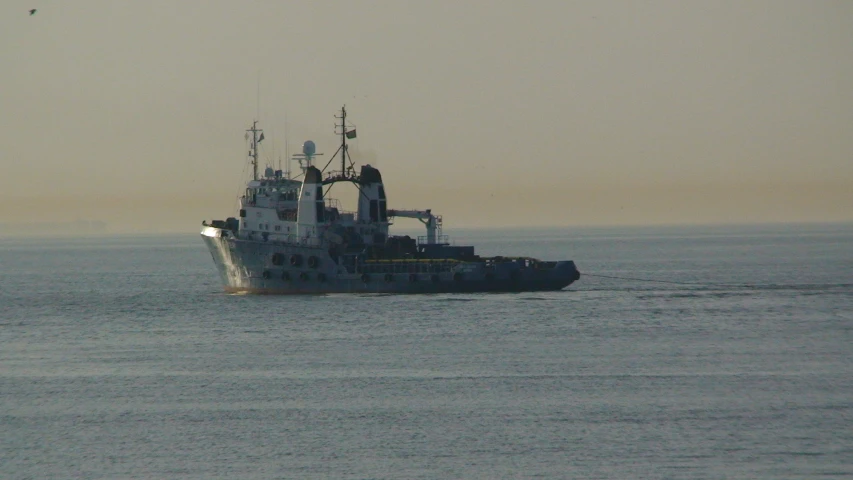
left=1, top=224, right=852, bottom=479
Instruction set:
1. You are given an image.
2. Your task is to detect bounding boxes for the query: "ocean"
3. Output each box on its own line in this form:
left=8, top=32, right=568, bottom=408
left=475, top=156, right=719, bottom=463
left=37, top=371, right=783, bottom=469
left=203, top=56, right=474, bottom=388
left=1, top=224, right=851, bottom=479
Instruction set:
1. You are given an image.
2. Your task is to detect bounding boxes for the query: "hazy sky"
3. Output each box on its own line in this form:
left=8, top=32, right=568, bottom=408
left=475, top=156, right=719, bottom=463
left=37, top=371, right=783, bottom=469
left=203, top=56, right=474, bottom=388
left=2, top=0, right=852, bottom=233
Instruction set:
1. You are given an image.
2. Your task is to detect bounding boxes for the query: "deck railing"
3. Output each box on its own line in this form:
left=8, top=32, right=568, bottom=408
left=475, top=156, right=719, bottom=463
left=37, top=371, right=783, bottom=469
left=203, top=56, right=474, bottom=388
left=418, top=234, right=449, bottom=245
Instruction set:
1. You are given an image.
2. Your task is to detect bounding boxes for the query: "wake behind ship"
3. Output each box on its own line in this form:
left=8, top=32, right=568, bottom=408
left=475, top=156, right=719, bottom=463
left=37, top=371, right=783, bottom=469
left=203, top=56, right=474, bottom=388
left=201, top=107, right=580, bottom=294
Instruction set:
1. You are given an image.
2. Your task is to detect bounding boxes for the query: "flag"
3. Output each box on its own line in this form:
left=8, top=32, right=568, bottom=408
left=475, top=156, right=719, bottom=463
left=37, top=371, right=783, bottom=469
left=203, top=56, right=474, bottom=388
left=345, top=129, right=357, bottom=139
left=258, top=132, right=265, bottom=142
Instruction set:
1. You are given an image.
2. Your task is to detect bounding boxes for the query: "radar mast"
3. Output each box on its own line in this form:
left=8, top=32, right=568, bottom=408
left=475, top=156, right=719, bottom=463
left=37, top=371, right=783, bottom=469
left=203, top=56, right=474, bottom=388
left=246, top=121, right=264, bottom=181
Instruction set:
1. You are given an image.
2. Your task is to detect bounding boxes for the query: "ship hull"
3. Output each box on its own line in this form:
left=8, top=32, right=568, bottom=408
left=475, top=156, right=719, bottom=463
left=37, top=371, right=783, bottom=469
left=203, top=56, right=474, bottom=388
left=202, top=227, right=580, bottom=294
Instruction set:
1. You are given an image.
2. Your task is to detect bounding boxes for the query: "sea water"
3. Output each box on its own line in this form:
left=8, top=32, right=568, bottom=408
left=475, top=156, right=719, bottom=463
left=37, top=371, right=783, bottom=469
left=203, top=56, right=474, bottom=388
left=1, top=224, right=851, bottom=479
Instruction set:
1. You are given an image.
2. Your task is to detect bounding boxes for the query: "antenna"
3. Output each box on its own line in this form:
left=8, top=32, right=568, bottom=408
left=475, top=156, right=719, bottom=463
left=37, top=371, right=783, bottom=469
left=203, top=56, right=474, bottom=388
left=256, top=73, right=260, bottom=123
left=284, top=113, right=290, bottom=178
left=247, top=73, right=262, bottom=181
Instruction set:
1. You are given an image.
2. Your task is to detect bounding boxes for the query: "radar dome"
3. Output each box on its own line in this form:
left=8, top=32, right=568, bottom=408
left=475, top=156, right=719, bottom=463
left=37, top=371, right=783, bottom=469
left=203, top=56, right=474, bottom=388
left=302, top=140, right=316, bottom=156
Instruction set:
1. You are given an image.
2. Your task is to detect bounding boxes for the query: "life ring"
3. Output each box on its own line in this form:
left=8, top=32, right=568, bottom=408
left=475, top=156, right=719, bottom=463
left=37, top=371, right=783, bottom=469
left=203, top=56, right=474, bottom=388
left=308, top=256, right=320, bottom=269
left=430, top=274, right=440, bottom=283
left=262, top=270, right=271, bottom=279
left=290, top=254, right=303, bottom=267
left=281, top=271, right=290, bottom=281
left=317, top=272, right=326, bottom=282
left=271, top=253, right=285, bottom=266
left=409, top=273, right=418, bottom=282
left=453, top=272, right=464, bottom=282
left=299, top=272, right=309, bottom=281
left=361, top=273, right=370, bottom=283
left=384, top=273, right=394, bottom=283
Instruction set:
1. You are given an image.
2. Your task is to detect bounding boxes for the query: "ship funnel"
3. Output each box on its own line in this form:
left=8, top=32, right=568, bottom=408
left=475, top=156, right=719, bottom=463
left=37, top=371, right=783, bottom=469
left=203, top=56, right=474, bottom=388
left=357, top=165, right=388, bottom=225
left=359, top=164, right=383, bottom=185
left=303, top=165, right=321, bottom=184
left=297, top=166, right=325, bottom=240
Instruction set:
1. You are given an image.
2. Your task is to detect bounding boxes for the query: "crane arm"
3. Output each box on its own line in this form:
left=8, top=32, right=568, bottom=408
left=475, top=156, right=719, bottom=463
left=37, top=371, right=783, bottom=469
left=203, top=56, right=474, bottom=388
left=387, top=209, right=441, bottom=244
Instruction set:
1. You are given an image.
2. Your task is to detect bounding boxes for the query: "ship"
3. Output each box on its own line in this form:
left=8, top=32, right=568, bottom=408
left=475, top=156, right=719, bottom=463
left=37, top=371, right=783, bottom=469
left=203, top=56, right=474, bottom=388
left=201, top=106, right=580, bottom=294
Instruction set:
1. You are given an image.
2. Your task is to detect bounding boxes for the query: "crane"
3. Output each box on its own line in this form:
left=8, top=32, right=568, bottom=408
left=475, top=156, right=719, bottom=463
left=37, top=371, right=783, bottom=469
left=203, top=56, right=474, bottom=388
left=387, top=209, right=442, bottom=244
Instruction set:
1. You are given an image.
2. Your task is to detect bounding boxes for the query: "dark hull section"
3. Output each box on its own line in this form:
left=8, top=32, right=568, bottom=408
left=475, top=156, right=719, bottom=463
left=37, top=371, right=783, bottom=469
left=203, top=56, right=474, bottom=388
left=202, top=227, right=580, bottom=294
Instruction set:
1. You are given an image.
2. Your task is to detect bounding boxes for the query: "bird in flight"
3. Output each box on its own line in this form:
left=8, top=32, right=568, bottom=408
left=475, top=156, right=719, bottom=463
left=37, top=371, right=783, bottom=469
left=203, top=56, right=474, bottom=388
left=29, top=9, right=37, bottom=15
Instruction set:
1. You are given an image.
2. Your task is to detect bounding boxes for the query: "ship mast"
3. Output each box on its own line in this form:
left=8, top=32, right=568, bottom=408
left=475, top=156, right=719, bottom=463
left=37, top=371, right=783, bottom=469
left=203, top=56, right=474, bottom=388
left=335, top=106, right=348, bottom=176
left=247, top=121, right=264, bottom=180
left=317, top=105, right=354, bottom=181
